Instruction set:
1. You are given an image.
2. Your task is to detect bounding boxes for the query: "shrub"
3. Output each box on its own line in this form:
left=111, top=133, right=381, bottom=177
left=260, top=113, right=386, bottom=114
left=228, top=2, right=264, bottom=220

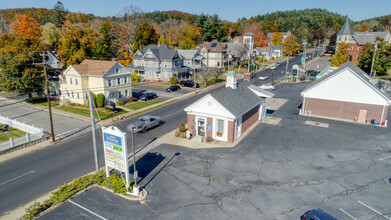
left=180, top=132, right=186, bottom=138
left=292, top=77, right=296, bottom=82
left=169, top=77, right=178, bottom=85
left=271, top=57, right=275, bottom=60
left=178, top=122, right=186, bottom=133
left=128, top=97, right=137, bottom=102
left=96, top=94, right=105, bottom=107
left=105, top=109, right=111, bottom=113
left=299, top=76, right=306, bottom=81
left=131, top=72, right=141, bottom=82
left=205, top=137, right=213, bottom=143
left=175, top=130, right=180, bottom=137
left=87, top=93, right=97, bottom=107
left=101, top=173, right=133, bottom=195
left=117, top=100, right=125, bottom=106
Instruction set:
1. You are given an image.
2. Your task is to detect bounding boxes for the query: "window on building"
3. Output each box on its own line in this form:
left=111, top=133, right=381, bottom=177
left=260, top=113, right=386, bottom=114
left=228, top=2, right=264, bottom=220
left=217, top=119, right=224, bottom=137
left=75, top=78, right=78, bottom=85
left=117, top=78, right=121, bottom=85
left=76, top=92, right=79, bottom=99
left=125, top=89, right=128, bottom=96
left=217, top=61, right=220, bottom=67
left=119, top=91, right=122, bottom=98
left=69, top=78, right=72, bottom=85
left=116, top=68, right=119, bottom=73
left=124, top=77, right=127, bottom=84
left=71, top=91, right=74, bottom=98
left=108, top=79, right=112, bottom=87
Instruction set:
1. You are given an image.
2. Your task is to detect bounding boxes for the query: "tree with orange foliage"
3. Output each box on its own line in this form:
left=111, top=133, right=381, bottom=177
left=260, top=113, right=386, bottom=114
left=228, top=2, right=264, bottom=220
left=9, top=14, right=41, bottom=38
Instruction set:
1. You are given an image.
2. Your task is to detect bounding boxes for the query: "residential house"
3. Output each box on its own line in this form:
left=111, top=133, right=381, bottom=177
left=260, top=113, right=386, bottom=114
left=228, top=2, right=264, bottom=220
left=225, top=43, right=249, bottom=63
left=254, top=46, right=283, bottom=60
left=60, top=59, right=132, bottom=105
left=196, top=40, right=228, bottom=68
left=176, top=49, right=205, bottom=77
left=128, top=44, right=190, bottom=81
left=336, top=20, right=390, bottom=62
left=301, top=62, right=391, bottom=126
left=185, top=71, right=274, bottom=143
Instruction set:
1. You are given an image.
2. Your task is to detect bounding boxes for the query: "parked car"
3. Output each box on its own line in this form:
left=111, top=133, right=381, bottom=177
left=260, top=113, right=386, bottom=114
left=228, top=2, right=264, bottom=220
left=259, top=84, right=275, bottom=90
left=269, top=65, right=277, bottom=70
left=300, top=209, right=337, bottom=220
left=179, top=80, right=199, bottom=88
left=127, top=115, right=163, bottom=133
left=165, top=85, right=181, bottom=92
left=276, top=62, right=281, bottom=67
left=139, top=93, right=157, bottom=101
left=259, top=74, right=268, bottom=80
left=305, top=70, right=319, bottom=76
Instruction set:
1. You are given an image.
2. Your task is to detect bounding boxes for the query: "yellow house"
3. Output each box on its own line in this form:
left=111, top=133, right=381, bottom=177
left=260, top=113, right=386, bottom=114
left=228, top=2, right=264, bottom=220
left=60, top=59, right=132, bottom=105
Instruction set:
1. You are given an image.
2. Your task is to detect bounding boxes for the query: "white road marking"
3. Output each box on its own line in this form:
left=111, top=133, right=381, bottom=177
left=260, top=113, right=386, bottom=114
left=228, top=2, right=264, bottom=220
left=0, top=170, right=35, bottom=187
left=57, top=127, right=82, bottom=136
left=339, top=208, right=358, bottom=220
left=358, top=201, right=391, bottom=220
left=378, top=155, right=391, bottom=161
left=162, top=110, right=183, bottom=119
left=69, top=200, right=108, bottom=220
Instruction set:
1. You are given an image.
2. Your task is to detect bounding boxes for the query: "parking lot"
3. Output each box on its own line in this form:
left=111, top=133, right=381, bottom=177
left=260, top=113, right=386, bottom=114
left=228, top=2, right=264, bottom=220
left=39, top=82, right=391, bottom=219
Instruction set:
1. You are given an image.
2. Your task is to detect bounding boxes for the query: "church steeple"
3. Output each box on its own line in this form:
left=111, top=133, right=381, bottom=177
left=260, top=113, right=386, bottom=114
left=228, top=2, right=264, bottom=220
left=337, top=19, right=354, bottom=36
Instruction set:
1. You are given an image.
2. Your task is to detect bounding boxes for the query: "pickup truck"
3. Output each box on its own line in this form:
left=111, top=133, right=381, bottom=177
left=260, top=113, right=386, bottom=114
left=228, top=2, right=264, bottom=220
left=179, top=80, right=200, bottom=88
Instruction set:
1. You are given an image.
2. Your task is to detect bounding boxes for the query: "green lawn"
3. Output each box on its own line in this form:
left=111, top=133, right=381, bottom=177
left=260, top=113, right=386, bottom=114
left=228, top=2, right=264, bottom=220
left=37, top=101, right=60, bottom=107
left=0, top=126, right=26, bottom=142
left=124, top=100, right=163, bottom=110
left=55, top=106, right=128, bottom=120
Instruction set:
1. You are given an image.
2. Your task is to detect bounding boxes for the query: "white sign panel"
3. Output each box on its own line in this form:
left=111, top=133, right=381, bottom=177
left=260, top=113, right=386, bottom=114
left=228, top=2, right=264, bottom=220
left=102, top=126, right=129, bottom=181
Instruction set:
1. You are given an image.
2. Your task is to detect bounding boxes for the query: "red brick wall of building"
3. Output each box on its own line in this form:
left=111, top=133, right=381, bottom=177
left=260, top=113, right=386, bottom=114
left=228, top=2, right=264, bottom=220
left=346, top=43, right=361, bottom=63
left=187, top=114, right=196, bottom=137
left=302, top=97, right=388, bottom=123
left=228, top=120, right=236, bottom=143
left=241, top=105, right=259, bottom=134
left=206, top=117, right=213, bottom=138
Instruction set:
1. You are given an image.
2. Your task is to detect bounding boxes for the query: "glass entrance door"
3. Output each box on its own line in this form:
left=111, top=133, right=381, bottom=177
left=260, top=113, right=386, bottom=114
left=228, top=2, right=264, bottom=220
left=197, top=119, right=205, bottom=137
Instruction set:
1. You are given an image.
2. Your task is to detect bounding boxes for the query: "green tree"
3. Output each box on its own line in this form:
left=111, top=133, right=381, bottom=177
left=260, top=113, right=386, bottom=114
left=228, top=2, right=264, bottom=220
left=96, top=93, right=105, bottom=107
left=0, top=33, right=44, bottom=100
left=42, top=22, right=60, bottom=49
left=271, top=32, right=283, bottom=46
left=131, top=72, right=141, bottom=82
left=331, top=42, right=350, bottom=66
left=132, top=23, right=159, bottom=54
left=196, top=14, right=228, bottom=42
left=53, top=1, right=68, bottom=27
left=357, top=43, right=374, bottom=73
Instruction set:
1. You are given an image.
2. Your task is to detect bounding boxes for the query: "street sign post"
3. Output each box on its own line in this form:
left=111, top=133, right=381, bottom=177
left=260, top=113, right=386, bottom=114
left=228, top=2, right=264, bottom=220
left=102, top=126, right=130, bottom=188
left=301, top=57, right=305, bottom=64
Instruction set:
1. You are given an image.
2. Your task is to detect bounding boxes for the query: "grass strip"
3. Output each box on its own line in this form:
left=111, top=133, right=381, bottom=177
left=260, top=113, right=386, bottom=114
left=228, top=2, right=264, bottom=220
left=0, top=126, right=26, bottom=142
left=124, top=100, right=163, bottom=110
left=55, top=106, right=127, bottom=120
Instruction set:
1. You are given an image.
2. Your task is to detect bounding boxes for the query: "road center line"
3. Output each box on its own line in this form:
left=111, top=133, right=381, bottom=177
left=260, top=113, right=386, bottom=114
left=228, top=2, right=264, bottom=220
left=378, top=155, right=391, bottom=161
left=162, top=110, right=183, bottom=119
left=358, top=201, right=391, bottom=220
left=69, top=200, right=108, bottom=220
left=339, top=208, right=358, bottom=220
left=0, top=170, right=35, bottom=187
left=57, top=128, right=82, bottom=136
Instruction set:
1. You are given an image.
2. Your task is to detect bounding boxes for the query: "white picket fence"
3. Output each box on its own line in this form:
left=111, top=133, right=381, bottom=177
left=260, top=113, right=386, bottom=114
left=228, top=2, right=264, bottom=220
left=0, top=133, right=43, bottom=152
left=0, top=114, right=43, bottom=137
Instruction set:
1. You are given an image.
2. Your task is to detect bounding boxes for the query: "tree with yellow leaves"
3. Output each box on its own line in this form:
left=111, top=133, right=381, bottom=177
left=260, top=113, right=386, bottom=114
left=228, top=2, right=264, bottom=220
left=331, top=42, right=350, bottom=66
left=271, top=32, right=283, bottom=46
left=283, top=36, right=300, bottom=55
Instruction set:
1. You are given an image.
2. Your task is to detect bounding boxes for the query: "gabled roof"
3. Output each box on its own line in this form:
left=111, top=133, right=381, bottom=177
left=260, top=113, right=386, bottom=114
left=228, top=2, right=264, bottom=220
left=255, top=47, right=270, bottom=53
left=225, top=43, right=248, bottom=57
left=353, top=32, right=389, bottom=45
left=196, top=40, right=227, bottom=53
left=177, top=49, right=202, bottom=60
left=243, top=32, right=254, bottom=36
left=71, top=59, right=118, bottom=76
left=133, top=44, right=179, bottom=61
left=301, top=62, right=391, bottom=103
left=337, top=20, right=354, bottom=36
left=209, top=80, right=265, bottom=117
left=270, top=45, right=282, bottom=51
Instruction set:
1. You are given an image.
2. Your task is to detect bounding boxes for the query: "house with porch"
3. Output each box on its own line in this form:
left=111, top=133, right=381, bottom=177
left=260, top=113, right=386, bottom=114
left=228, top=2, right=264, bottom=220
left=254, top=46, right=283, bottom=60
left=128, top=44, right=190, bottom=81
left=196, top=40, right=228, bottom=68
left=185, top=71, right=274, bottom=143
left=59, top=59, right=132, bottom=105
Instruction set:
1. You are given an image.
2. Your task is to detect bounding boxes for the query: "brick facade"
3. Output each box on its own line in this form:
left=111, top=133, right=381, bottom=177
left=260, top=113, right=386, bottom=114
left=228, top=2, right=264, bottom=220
left=228, top=120, right=236, bottom=143
left=346, top=43, right=361, bottom=63
left=206, top=117, right=213, bottom=138
left=302, top=97, right=388, bottom=123
left=241, top=105, right=259, bottom=134
left=187, top=114, right=196, bottom=137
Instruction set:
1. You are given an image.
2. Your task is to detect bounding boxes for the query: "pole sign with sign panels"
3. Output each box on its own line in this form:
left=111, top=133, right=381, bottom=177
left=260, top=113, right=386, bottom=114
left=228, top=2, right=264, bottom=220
left=102, top=126, right=130, bottom=188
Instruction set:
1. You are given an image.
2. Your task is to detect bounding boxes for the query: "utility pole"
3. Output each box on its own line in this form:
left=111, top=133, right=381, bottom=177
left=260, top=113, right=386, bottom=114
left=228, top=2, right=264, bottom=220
left=42, top=51, right=55, bottom=142
left=88, top=91, right=99, bottom=173
left=370, top=43, right=378, bottom=78
left=300, top=40, right=308, bottom=82
left=131, top=127, right=139, bottom=195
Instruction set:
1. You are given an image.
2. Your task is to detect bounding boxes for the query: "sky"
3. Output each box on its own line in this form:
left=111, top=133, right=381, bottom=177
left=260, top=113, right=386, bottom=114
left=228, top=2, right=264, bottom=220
left=1, top=0, right=390, bottom=22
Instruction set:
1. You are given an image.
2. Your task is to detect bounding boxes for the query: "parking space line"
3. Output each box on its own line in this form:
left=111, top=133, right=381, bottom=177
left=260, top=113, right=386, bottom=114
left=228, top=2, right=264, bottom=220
left=378, top=155, right=391, bottom=161
left=339, top=208, right=358, bottom=220
left=69, top=200, right=108, bottom=220
left=358, top=201, right=391, bottom=220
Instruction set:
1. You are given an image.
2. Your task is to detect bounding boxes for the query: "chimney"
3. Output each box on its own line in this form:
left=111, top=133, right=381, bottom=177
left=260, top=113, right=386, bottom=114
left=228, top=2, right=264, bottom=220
left=139, top=45, right=142, bottom=50
left=158, top=41, right=161, bottom=47
left=226, top=71, right=237, bottom=89
left=244, top=73, right=251, bottom=81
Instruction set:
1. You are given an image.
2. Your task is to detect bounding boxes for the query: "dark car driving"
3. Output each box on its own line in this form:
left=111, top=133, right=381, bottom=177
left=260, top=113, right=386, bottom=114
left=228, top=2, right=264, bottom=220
left=179, top=80, right=199, bottom=88
left=139, top=93, right=157, bottom=101
left=305, top=70, right=319, bottom=76
left=165, top=85, right=181, bottom=92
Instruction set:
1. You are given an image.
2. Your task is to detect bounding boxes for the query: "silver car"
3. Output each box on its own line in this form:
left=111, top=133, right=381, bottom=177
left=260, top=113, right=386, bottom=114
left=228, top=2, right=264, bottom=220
left=127, top=115, right=163, bottom=133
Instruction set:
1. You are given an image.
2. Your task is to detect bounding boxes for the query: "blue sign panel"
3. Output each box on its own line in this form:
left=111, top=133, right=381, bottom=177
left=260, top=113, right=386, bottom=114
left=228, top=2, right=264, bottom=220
left=207, top=125, right=212, bottom=130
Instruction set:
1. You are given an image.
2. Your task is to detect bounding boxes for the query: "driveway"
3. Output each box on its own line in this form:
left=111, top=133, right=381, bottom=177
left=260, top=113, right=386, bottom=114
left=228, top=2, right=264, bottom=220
left=40, top=82, right=391, bottom=219
left=0, top=97, right=90, bottom=137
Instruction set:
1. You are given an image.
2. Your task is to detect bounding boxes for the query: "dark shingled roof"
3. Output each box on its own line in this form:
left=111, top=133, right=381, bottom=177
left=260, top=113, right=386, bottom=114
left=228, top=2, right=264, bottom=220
left=209, top=80, right=265, bottom=117
left=337, top=20, right=354, bottom=36
left=132, top=44, right=179, bottom=61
